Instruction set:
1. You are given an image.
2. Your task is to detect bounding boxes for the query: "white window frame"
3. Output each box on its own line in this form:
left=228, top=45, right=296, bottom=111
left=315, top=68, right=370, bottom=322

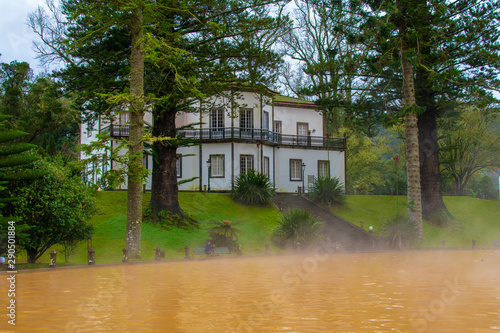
left=264, top=156, right=270, bottom=178
left=240, top=154, right=254, bottom=175
left=290, top=159, right=302, bottom=181
left=210, top=154, right=225, bottom=178
left=318, top=160, right=329, bottom=179
left=176, top=154, right=182, bottom=178
left=240, top=108, right=253, bottom=130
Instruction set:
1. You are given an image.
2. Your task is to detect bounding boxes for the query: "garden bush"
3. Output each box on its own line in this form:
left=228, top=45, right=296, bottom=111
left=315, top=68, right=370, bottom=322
left=231, top=169, right=275, bottom=205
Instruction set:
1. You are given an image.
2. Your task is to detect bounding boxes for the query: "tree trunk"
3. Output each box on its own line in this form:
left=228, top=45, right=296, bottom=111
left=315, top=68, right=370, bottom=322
left=417, top=108, right=449, bottom=223
left=149, top=104, right=184, bottom=215
left=126, top=3, right=145, bottom=259
left=397, top=0, right=424, bottom=241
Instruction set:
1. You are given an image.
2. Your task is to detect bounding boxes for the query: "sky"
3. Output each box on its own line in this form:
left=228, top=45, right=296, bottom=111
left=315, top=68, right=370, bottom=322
left=0, top=0, right=48, bottom=73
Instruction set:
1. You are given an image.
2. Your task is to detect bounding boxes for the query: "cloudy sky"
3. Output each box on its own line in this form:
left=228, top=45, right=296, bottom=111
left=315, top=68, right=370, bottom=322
left=0, top=0, right=48, bottom=72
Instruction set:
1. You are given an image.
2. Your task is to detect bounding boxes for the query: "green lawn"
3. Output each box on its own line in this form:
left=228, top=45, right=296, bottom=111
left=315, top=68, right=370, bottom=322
left=7, top=192, right=500, bottom=268
left=333, top=195, right=500, bottom=248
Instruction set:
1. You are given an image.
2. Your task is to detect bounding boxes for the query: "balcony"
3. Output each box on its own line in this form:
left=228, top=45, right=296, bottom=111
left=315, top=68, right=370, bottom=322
left=101, top=125, right=346, bottom=149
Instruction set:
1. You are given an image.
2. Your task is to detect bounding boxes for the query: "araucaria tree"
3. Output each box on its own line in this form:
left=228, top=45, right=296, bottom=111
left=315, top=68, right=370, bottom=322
left=31, top=0, right=150, bottom=258
left=31, top=0, right=290, bottom=237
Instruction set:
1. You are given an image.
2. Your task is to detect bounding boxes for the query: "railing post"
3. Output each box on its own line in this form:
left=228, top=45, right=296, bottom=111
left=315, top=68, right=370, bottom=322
left=122, top=248, right=129, bottom=263
left=88, top=248, right=95, bottom=265
left=155, top=247, right=161, bottom=260
left=49, top=250, right=57, bottom=268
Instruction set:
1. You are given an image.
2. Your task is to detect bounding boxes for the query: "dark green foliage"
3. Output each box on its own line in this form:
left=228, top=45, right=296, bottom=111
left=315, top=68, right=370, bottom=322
left=308, top=176, right=346, bottom=205
left=272, top=209, right=322, bottom=248
left=0, top=115, right=45, bottom=256
left=231, top=169, right=275, bottom=205
left=5, top=160, right=97, bottom=263
left=208, top=220, right=243, bottom=250
left=380, top=214, right=418, bottom=249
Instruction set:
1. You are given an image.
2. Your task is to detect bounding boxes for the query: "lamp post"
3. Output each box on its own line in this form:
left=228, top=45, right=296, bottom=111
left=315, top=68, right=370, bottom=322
left=206, top=158, right=211, bottom=193
left=301, top=162, right=306, bottom=193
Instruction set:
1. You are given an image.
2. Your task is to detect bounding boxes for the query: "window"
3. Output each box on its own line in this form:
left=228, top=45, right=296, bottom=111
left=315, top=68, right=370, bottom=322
left=297, top=122, right=309, bottom=136
left=297, top=122, right=309, bottom=145
left=119, top=112, right=129, bottom=125
left=210, top=108, right=224, bottom=138
left=263, top=111, right=269, bottom=130
left=264, top=156, right=270, bottom=178
left=274, top=121, right=282, bottom=133
left=210, top=155, right=225, bottom=178
left=86, top=122, right=93, bottom=138
left=290, top=159, right=303, bottom=181
left=240, top=155, right=254, bottom=175
left=176, top=154, right=182, bottom=178
left=318, top=160, right=329, bottom=179
left=210, top=108, right=224, bottom=128
left=240, top=109, right=253, bottom=129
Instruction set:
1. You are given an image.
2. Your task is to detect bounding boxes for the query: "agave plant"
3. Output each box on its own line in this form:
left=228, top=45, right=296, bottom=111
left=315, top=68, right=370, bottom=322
left=308, top=176, right=346, bottom=205
left=380, top=213, right=418, bottom=249
left=231, top=169, right=275, bottom=205
left=272, top=209, right=322, bottom=248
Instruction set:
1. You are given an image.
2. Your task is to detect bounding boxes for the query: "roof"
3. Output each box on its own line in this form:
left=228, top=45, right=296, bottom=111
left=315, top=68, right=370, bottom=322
left=274, top=95, right=318, bottom=109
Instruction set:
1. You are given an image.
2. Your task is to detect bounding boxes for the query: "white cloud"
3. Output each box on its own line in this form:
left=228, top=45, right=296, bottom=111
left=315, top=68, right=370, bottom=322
left=0, top=0, right=48, bottom=72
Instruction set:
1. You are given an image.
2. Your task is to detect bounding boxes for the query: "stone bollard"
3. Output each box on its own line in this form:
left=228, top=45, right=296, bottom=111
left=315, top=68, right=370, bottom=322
left=49, top=250, right=57, bottom=268
left=88, top=248, right=95, bottom=265
left=184, top=246, right=190, bottom=259
left=279, top=202, right=282, bottom=211
left=442, top=240, right=446, bottom=249
left=237, top=244, right=242, bottom=256
left=360, top=221, right=364, bottom=230
left=155, top=247, right=161, bottom=261
left=265, top=243, right=269, bottom=255
left=472, top=240, right=476, bottom=249
left=122, top=248, right=129, bottom=263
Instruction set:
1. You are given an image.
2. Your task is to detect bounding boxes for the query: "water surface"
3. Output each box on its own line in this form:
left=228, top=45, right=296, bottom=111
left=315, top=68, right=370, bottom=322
left=3, top=250, right=500, bottom=332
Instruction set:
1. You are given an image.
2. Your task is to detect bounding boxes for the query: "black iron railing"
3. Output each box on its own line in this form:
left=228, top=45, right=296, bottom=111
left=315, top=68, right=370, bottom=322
left=101, top=125, right=345, bottom=149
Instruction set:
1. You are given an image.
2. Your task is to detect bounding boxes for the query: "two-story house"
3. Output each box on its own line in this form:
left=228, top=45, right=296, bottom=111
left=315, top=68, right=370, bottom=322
left=81, top=87, right=346, bottom=193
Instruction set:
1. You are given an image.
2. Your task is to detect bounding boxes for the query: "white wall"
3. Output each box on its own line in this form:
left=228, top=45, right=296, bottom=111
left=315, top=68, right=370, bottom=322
left=274, top=148, right=345, bottom=193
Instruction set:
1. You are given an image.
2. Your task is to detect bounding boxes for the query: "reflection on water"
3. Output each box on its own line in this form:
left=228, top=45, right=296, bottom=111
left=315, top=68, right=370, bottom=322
left=3, top=250, right=500, bottom=332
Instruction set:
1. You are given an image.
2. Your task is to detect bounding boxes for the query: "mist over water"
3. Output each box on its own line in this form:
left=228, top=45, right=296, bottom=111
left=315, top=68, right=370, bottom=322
left=3, top=250, right=500, bottom=332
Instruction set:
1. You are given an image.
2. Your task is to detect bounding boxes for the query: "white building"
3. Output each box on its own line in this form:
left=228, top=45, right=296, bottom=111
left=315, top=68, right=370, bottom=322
left=81, top=87, right=346, bottom=193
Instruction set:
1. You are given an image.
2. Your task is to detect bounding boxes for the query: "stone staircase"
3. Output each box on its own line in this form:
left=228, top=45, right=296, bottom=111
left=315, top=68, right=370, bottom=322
left=272, top=193, right=381, bottom=251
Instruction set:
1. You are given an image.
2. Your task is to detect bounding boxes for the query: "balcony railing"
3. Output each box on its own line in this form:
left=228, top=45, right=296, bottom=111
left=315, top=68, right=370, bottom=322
left=101, top=125, right=346, bottom=149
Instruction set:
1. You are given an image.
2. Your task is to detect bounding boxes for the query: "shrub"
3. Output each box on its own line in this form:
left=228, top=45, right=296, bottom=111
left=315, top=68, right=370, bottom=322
left=231, top=169, right=275, bottom=205
left=380, top=214, right=418, bottom=249
left=208, top=220, right=243, bottom=250
left=308, top=176, right=346, bottom=205
left=272, top=209, right=322, bottom=248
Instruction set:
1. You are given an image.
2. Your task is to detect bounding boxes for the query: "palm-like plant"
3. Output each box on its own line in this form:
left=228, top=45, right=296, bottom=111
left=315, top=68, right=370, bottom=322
left=308, top=176, right=346, bottom=205
left=272, top=209, right=322, bottom=248
left=208, top=220, right=243, bottom=250
left=231, top=169, right=275, bottom=205
left=380, top=213, right=418, bottom=249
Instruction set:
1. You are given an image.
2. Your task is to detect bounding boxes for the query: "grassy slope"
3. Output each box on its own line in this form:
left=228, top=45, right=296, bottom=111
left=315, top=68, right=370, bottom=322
left=333, top=195, right=500, bottom=248
left=15, top=191, right=283, bottom=266
left=10, top=193, right=500, bottom=267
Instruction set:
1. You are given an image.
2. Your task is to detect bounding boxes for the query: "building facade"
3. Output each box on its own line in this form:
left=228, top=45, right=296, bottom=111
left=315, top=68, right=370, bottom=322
left=81, top=88, right=346, bottom=193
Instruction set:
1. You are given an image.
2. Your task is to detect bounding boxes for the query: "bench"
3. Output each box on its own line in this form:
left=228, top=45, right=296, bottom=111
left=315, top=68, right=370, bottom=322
left=493, top=241, right=500, bottom=247
left=192, top=246, right=231, bottom=256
